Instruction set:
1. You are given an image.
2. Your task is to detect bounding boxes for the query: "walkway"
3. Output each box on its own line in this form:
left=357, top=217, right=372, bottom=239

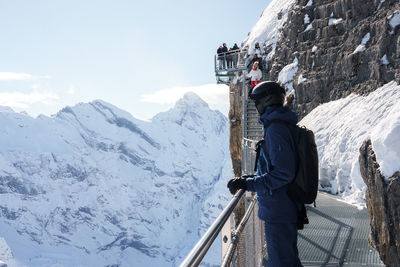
left=296, top=192, right=384, bottom=267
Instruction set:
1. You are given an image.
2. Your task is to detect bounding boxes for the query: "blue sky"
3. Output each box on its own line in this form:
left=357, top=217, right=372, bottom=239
left=0, top=0, right=271, bottom=119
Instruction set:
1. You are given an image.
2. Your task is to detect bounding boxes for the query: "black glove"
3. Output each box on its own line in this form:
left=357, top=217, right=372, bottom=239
left=241, top=174, right=255, bottom=178
left=227, top=177, right=247, bottom=195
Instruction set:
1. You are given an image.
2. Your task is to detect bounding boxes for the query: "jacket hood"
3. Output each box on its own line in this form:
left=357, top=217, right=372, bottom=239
left=259, top=105, right=298, bottom=126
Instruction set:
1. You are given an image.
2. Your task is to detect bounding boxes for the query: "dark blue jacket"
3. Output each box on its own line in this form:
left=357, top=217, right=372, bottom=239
left=246, top=105, right=299, bottom=223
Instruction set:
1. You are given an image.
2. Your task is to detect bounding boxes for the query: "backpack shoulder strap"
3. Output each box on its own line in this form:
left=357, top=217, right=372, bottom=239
left=254, top=139, right=264, bottom=172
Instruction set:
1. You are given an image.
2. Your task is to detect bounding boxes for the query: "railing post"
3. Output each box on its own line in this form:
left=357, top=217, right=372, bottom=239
left=241, top=71, right=246, bottom=173
left=221, top=213, right=233, bottom=261
left=215, top=54, right=217, bottom=73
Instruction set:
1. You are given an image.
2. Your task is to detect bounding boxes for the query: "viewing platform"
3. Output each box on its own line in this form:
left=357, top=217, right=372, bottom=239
left=214, top=50, right=248, bottom=84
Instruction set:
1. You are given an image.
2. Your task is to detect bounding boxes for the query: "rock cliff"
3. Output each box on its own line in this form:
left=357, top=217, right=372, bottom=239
left=265, top=0, right=400, bottom=116
left=228, top=79, right=243, bottom=177
left=359, top=139, right=400, bottom=266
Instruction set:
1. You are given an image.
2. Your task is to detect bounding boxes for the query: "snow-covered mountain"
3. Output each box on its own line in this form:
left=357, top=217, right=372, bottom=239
left=0, top=92, right=232, bottom=266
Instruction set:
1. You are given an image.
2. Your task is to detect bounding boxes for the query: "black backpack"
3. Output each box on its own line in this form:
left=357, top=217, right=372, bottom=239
left=255, top=119, right=319, bottom=205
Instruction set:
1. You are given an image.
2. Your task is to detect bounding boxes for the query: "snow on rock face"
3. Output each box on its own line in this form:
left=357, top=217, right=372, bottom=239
left=300, top=81, right=400, bottom=206
left=304, top=24, right=313, bottom=32
left=376, top=0, right=385, bottom=11
left=278, top=57, right=298, bottom=94
left=243, top=0, right=295, bottom=59
left=352, top=32, right=371, bottom=54
left=304, top=14, right=310, bottom=24
left=328, top=12, right=343, bottom=26
left=381, top=54, right=390, bottom=65
left=388, top=10, right=400, bottom=34
left=297, top=74, right=307, bottom=84
left=0, top=92, right=232, bottom=266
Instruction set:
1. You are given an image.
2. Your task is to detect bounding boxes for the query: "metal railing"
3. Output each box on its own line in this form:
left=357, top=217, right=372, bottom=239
left=215, top=50, right=248, bottom=74
left=221, top=195, right=257, bottom=267
left=242, top=138, right=259, bottom=176
left=179, top=189, right=245, bottom=267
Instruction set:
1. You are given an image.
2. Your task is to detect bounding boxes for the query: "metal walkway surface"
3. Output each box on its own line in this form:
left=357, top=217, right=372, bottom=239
left=297, top=192, right=385, bottom=267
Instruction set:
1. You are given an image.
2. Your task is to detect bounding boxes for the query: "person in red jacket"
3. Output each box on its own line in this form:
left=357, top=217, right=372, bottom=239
left=247, top=61, right=262, bottom=87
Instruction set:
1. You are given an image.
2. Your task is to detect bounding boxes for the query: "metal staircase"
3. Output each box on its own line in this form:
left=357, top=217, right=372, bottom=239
left=242, top=99, right=263, bottom=175
left=244, top=100, right=263, bottom=140
left=243, top=56, right=268, bottom=141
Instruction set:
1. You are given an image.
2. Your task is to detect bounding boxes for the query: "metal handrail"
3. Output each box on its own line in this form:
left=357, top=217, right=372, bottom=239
left=221, top=195, right=257, bottom=267
left=179, top=189, right=245, bottom=267
left=215, top=50, right=248, bottom=73
left=243, top=137, right=259, bottom=144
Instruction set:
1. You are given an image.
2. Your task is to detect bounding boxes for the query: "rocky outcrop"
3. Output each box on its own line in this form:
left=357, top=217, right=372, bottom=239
left=229, top=78, right=243, bottom=177
left=359, top=139, right=400, bottom=266
left=264, top=0, right=400, bottom=117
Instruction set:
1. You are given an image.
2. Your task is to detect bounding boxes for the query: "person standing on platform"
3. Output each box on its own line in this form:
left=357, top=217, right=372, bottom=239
left=221, top=43, right=228, bottom=69
left=232, top=43, right=240, bottom=68
left=227, top=81, right=303, bottom=267
left=217, top=45, right=223, bottom=69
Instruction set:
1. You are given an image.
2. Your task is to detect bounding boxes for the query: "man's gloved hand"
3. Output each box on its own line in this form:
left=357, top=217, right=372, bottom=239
left=227, top=177, right=247, bottom=195
left=241, top=174, right=255, bottom=178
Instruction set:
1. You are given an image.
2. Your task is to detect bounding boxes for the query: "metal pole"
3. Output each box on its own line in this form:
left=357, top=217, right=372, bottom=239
left=241, top=71, right=246, bottom=173
left=215, top=54, right=217, bottom=73
left=242, top=71, right=246, bottom=141
left=179, top=189, right=245, bottom=267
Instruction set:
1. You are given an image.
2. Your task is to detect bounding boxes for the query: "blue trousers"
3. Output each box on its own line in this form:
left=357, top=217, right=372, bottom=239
left=264, top=222, right=302, bottom=267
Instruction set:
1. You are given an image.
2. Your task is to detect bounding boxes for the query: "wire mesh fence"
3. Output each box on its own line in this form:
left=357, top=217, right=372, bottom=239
left=235, top=195, right=266, bottom=267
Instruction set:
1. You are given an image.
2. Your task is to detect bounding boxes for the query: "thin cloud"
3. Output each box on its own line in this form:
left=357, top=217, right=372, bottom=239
left=68, top=85, right=76, bottom=95
left=0, top=72, right=34, bottom=81
left=0, top=92, right=59, bottom=109
left=141, top=84, right=228, bottom=104
left=141, top=83, right=230, bottom=115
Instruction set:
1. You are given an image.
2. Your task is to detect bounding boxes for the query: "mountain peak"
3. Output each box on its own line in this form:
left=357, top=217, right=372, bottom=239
left=152, top=92, right=227, bottom=136
left=153, top=92, right=213, bottom=122
left=175, top=92, right=209, bottom=109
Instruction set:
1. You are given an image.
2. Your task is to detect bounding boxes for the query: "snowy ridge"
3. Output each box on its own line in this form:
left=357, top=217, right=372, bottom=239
left=0, top=93, right=232, bottom=266
left=243, top=0, right=295, bottom=59
left=300, top=81, right=400, bottom=206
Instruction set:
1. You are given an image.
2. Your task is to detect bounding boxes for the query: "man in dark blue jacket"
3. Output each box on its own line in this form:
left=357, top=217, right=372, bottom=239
left=227, top=81, right=302, bottom=267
